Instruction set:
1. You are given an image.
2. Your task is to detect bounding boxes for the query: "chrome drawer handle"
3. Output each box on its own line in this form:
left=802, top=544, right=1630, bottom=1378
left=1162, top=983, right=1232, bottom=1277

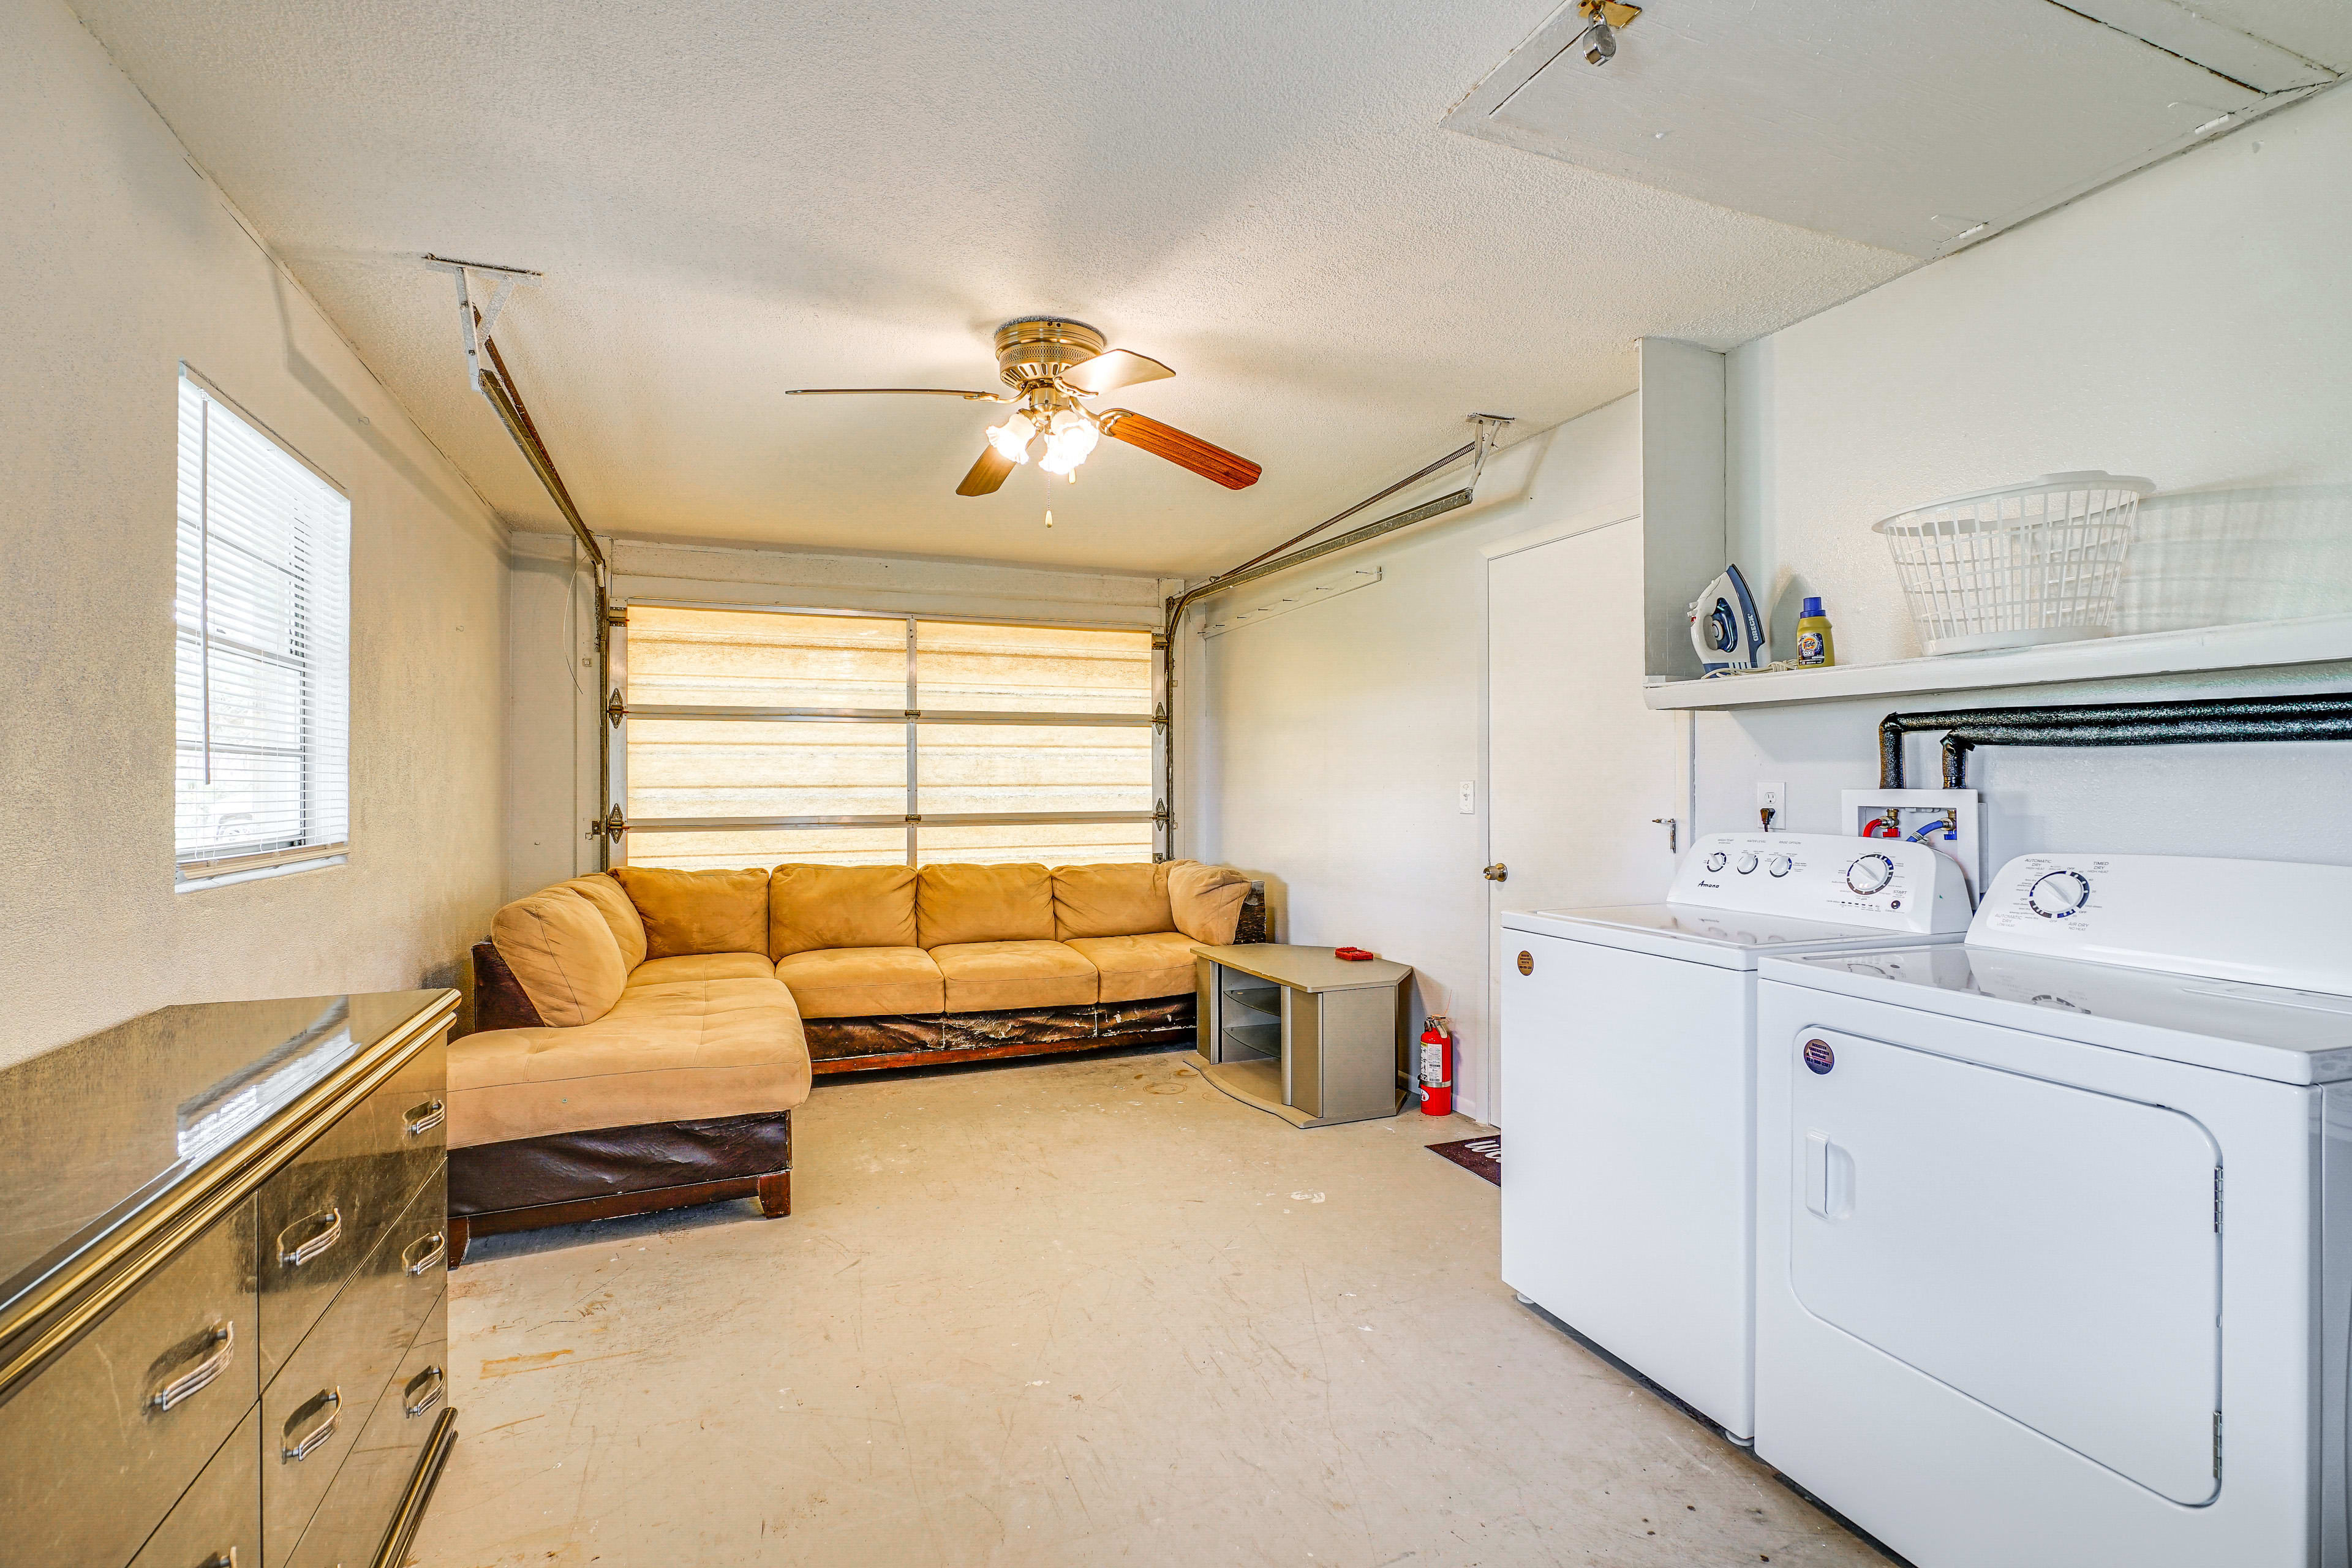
left=281, top=1387, right=340, bottom=1461
left=402, top=1231, right=447, bottom=1277
left=151, top=1321, right=235, bottom=1412
left=277, top=1207, right=342, bottom=1268
left=405, top=1098, right=446, bottom=1137
left=403, top=1365, right=446, bottom=1419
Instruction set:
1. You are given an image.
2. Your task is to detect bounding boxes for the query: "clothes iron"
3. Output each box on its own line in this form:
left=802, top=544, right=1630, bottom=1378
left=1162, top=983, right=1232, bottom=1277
left=1689, top=564, right=1768, bottom=675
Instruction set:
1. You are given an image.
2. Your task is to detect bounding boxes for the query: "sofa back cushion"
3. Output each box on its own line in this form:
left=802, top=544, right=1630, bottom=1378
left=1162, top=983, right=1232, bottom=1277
left=611, top=865, right=771, bottom=959
left=1052, top=862, right=1174, bottom=940
left=769, top=864, right=920, bottom=960
left=562, top=872, right=648, bottom=970
left=1167, top=861, right=1253, bottom=946
left=491, top=886, right=629, bottom=1027
left=917, top=862, right=1054, bottom=948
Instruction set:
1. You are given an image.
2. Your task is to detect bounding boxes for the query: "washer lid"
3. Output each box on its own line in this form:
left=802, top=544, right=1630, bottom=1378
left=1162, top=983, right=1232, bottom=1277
left=1504, top=904, right=1966, bottom=970
left=1762, top=943, right=2352, bottom=1084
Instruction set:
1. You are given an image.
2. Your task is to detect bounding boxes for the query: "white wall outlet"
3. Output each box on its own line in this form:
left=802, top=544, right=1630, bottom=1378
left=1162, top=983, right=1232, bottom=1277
left=1458, top=780, right=1477, bottom=815
left=1757, top=782, right=1786, bottom=831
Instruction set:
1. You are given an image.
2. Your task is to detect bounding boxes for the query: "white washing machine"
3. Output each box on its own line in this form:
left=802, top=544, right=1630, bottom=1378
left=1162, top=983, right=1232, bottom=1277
left=1500, top=832, right=1972, bottom=1440
left=1755, top=853, right=2352, bottom=1567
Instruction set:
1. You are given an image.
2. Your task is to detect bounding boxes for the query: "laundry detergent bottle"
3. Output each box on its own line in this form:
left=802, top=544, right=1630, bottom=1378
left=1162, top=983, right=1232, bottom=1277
left=1796, top=597, right=1835, bottom=667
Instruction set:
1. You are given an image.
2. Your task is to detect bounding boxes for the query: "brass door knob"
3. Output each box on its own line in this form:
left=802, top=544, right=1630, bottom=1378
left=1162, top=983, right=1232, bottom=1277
left=1482, top=863, right=1508, bottom=882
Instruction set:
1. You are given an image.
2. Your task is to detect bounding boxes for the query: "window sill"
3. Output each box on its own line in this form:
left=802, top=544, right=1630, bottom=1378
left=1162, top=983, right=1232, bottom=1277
left=176, top=850, right=349, bottom=893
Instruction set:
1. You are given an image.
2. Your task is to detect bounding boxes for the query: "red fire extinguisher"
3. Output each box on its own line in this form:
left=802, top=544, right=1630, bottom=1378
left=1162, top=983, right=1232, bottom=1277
left=1417, top=1016, right=1454, bottom=1117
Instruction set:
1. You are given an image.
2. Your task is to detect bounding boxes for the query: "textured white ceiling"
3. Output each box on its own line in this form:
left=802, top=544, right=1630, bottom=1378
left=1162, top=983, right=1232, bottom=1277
left=68, top=0, right=1916, bottom=575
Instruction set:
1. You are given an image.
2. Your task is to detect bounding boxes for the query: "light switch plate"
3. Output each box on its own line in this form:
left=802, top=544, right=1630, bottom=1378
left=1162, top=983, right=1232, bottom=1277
left=1458, top=780, right=1477, bottom=815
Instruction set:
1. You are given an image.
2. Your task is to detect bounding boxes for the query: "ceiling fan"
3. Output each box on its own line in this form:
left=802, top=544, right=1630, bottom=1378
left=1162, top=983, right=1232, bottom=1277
left=786, top=317, right=1263, bottom=496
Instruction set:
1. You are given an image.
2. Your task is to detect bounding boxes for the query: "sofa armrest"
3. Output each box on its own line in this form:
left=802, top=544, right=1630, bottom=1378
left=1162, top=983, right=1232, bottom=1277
left=472, top=939, right=548, bottom=1033
left=1234, top=882, right=1268, bottom=944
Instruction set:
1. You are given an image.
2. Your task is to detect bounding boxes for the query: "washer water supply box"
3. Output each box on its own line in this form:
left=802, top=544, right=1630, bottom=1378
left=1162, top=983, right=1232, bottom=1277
left=1841, top=788, right=1985, bottom=901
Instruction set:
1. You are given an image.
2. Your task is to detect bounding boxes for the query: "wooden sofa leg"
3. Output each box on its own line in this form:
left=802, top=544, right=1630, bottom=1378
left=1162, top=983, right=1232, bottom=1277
left=756, top=1170, right=792, bottom=1218
left=447, top=1214, right=471, bottom=1269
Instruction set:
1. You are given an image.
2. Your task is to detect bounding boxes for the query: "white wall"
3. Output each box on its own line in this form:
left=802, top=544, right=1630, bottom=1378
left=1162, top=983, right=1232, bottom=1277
left=0, top=0, right=508, bottom=1066
left=1703, top=83, right=2352, bottom=868
left=507, top=533, right=1174, bottom=897
left=1183, top=396, right=1642, bottom=1122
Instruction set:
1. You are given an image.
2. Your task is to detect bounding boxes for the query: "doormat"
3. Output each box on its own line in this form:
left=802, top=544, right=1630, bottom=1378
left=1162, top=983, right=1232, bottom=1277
left=1427, top=1136, right=1500, bottom=1186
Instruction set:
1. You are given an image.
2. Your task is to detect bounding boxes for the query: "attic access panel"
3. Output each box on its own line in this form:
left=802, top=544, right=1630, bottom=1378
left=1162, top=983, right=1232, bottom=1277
left=1444, top=0, right=2335, bottom=259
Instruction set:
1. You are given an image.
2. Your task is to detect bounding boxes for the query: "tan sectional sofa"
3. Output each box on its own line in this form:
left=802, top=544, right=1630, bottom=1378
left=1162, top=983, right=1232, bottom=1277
left=448, top=859, right=1259, bottom=1260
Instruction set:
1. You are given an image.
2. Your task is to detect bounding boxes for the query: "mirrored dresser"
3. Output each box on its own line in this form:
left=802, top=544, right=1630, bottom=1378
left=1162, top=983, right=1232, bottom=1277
left=0, top=990, right=459, bottom=1567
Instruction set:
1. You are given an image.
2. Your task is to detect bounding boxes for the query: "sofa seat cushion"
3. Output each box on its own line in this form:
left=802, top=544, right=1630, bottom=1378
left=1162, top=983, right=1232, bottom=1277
left=1061, top=931, right=1200, bottom=1004
left=631, top=952, right=782, bottom=985
left=927, top=940, right=1097, bottom=1012
left=775, top=946, right=945, bottom=1019
left=447, top=967, right=810, bottom=1147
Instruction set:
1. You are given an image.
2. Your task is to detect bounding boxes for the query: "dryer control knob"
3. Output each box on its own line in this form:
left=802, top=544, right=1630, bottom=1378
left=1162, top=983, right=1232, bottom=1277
left=2028, top=870, right=2092, bottom=918
left=1704, top=851, right=1728, bottom=872
left=1736, top=852, right=1759, bottom=875
left=1766, top=854, right=1795, bottom=877
left=1845, top=853, right=1896, bottom=895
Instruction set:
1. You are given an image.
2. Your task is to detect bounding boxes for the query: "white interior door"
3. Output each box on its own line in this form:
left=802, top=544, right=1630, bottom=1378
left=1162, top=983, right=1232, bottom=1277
left=1485, top=517, right=1689, bottom=1125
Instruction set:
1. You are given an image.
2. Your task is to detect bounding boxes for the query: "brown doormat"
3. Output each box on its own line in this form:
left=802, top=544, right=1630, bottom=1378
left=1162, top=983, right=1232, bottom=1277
left=1427, top=1135, right=1499, bottom=1185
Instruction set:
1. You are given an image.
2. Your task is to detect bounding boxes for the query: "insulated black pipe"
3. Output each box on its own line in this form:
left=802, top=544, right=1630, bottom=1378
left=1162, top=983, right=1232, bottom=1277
left=1879, top=693, right=2352, bottom=789
left=1939, top=713, right=2352, bottom=787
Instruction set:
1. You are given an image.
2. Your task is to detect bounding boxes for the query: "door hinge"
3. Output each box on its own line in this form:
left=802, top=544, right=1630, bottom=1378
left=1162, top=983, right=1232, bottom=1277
left=606, top=688, right=626, bottom=727
left=588, top=805, right=625, bottom=842
left=1652, top=816, right=1678, bottom=854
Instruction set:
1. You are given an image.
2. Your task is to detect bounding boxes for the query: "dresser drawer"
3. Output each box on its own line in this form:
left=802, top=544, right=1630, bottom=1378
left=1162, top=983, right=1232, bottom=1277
left=256, top=1034, right=447, bottom=1380
left=128, top=1402, right=263, bottom=1568
left=285, top=1289, right=447, bottom=1568
left=0, top=1202, right=257, bottom=1566
left=263, top=1163, right=445, bottom=1564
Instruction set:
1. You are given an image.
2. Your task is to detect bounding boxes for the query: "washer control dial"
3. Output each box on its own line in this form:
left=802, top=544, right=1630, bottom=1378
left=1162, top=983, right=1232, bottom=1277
left=2027, top=870, right=2092, bottom=919
left=1845, top=853, right=1896, bottom=895
left=1766, top=853, right=1795, bottom=878
left=1735, top=852, right=1759, bottom=875
left=1704, top=851, right=1728, bottom=872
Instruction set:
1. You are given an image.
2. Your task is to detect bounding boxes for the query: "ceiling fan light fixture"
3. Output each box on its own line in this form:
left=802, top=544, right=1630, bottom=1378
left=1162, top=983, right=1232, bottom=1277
left=985, top=410, right=1039, bottom=464
left=1037, top=409, right=1100, bottom=477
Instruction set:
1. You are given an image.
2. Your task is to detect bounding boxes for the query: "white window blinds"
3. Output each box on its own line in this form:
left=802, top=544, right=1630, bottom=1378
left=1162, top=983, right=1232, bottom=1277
left=174, top=371, right=351, bottom=886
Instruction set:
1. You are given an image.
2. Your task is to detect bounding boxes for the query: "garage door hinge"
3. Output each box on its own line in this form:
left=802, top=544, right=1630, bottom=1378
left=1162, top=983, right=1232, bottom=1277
left=587, top=805, right=625, bottom=842
left=1154, top=703, right=1167, bottom=729
left=606, top=688, right=626, bottom=727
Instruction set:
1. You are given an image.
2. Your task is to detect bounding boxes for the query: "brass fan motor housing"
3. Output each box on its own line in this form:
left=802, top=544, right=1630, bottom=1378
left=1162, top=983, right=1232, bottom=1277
left=993, top=317, right=1109, bottom=390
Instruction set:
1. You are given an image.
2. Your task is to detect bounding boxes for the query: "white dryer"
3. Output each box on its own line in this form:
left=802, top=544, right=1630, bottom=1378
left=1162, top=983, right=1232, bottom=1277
left=1500, top=832, right=1972, bottom=1440
left=1755, top=853, right=2352, bottom=1568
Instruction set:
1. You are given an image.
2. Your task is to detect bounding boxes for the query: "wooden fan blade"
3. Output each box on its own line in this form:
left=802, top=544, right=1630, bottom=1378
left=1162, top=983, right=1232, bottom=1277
left=956, top=445, right=1018, bottom=496
left=1060, top=349, right=1175, bottom=396
left=785, top=387, right=1009, bottom=401
left=1097, top=409, right=1262, bottom=489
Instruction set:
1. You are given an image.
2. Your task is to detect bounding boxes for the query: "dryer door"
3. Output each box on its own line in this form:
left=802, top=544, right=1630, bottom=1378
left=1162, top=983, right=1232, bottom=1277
left=1788, top=1028, right=2221, bottom=1504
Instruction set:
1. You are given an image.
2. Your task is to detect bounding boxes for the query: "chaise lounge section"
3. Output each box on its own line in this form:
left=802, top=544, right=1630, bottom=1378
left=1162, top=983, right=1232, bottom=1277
left=449, top=859, right=1259, bottom=1259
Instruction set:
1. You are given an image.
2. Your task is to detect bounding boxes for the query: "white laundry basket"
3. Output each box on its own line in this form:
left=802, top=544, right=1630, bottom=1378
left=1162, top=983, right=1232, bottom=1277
left=1872, top=471, right=2151, bottom=655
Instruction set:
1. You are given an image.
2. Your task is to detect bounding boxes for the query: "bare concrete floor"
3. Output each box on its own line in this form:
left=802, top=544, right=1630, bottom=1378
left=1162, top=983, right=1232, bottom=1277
left=408, top=1048, right=1886, bottom=1567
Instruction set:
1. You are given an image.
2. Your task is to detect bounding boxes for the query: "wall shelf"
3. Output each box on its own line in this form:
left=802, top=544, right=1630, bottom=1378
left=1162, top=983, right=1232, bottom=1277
left=1642, top=612, right=2352, bottom=712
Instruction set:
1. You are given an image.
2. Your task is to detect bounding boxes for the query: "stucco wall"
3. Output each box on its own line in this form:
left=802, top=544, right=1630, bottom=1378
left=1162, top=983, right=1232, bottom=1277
left=0, top=0, right=508, bottom=1066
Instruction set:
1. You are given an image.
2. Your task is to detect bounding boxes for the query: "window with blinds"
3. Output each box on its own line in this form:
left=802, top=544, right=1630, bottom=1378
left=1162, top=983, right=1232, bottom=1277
left=173, top=371, right=352, bottom=888
left=618, top=607, right=1156, bottom=870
